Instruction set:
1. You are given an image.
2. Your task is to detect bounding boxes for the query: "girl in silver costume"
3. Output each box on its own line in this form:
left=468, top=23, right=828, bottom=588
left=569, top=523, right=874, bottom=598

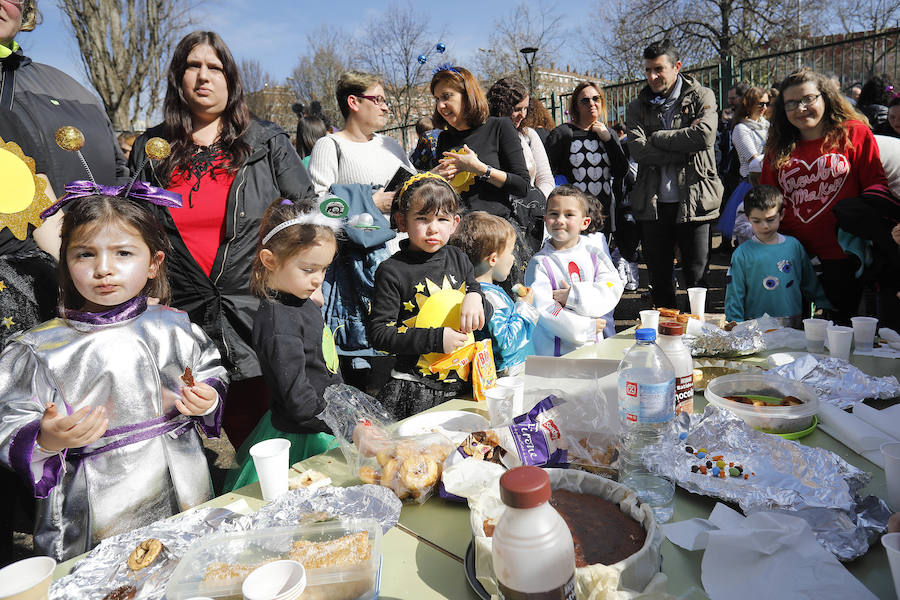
left=0, top=194, right=228, bottom=560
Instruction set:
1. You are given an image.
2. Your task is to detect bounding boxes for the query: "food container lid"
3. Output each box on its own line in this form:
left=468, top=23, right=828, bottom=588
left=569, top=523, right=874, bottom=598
left=635, top=328, right=657, bottom=342
left=659, top=322, right=684, bottom=336
left=500, top=466, right=551, bottom=508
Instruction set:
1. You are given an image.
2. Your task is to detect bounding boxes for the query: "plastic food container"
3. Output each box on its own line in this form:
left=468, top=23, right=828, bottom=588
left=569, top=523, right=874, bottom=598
left=166, top=519, right=381, bottom=600
left=704, top=373, right=818, bottom=433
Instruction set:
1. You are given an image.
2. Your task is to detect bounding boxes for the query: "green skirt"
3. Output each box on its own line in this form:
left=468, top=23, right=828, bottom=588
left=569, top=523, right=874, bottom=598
left=222, top=410, right=336, bottom=493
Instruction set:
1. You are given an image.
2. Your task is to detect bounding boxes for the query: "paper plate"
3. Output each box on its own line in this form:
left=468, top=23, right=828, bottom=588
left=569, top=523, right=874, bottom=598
left=395, top=410, right=489, bottom=445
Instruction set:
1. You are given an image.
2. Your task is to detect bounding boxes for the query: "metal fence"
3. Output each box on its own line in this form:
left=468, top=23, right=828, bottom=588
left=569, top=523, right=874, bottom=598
left=379, top=28, right=900, bottom=149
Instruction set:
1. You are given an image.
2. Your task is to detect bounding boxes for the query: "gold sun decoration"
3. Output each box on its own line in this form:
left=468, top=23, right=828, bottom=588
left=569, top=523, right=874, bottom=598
left=0, top=137, right=53, bottom=240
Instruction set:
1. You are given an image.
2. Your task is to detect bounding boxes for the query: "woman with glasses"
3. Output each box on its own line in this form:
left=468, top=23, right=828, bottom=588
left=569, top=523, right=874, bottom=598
left=129, top=31, right=316, bottom=450
left=544, top=82, right=627, bottom=232
left=307, top=70, right=415, bottom=392
left=761, top=68, right=889, bottom=324
left=0, top=0, right=126, bottom=192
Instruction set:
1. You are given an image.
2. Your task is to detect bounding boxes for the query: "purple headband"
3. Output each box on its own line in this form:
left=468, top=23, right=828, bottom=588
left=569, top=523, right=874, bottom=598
left=40, top=180, right=182, bottom=218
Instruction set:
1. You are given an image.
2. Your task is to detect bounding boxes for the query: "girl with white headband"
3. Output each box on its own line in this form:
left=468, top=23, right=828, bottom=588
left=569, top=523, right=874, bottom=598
left=223, top=198, right=343, bottom=491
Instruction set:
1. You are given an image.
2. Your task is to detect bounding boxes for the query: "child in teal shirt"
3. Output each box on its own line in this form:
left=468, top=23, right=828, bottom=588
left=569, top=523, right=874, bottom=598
left=725, top=185, right=830, bottom=323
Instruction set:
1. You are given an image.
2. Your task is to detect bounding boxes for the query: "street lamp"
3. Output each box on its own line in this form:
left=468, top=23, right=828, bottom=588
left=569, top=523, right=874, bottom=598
left=520, top=46, right=538, bottom=96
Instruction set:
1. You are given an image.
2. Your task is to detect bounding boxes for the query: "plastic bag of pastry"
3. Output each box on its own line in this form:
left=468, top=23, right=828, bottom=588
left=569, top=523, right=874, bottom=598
left=357, top=433, right=456, bottom=503
left=321, top=384, right=394, bottom=466
left=443, top=394, right=619, bottom=486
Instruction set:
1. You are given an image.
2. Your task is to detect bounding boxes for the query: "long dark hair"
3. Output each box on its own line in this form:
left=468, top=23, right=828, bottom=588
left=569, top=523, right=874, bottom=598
left=159, top=31, right=251, bottom=184
left=59, top=196, right=172, bottom=309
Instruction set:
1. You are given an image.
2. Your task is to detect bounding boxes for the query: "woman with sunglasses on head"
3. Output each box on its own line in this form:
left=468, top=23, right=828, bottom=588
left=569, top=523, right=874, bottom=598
left=129, top=31, right=316, bottom=450
left=307, top=71, right=415, bottom=392
left=761, top=68, right=889, bottom=324
left=544, top=82, right=627, bottom=235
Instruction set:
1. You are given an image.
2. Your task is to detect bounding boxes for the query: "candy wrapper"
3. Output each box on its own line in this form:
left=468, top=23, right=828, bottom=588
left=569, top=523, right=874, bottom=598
left=444, top=394, right=618, bottom=484
left=637, top=406, right=890, bottom=560
left=321, top=384, right=456, bottom=503
left=685, top=318, right=767, bottom=357
left=768, top=353, right=900, bottom=409
left=428, top=339, right=497, bottom=402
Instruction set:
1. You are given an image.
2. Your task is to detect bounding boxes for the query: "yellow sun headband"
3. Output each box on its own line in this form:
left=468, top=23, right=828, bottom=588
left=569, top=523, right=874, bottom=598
left=0, top=137, right=53, bottom=240
left=398, top=171, right=450, bottom=198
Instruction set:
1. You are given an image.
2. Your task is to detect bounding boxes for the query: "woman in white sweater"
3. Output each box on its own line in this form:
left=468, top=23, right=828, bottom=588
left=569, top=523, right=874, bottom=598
left=731, top=86, right=771, bottom=182
left=730, top=87, right=771, bottom=246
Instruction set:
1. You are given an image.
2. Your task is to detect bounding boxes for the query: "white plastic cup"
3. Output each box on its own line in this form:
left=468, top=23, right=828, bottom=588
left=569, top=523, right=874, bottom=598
left=495, top=376, right=525, bottom=416
left=639, top=309, right=660, bottom=332
left=883, top=442, right=900, bottom=512
left=242, top=560, right=306, bottom=600
left=687, top=287, right=707, bottom=321
left=485, top=386, right=515, bottom=427
left=0, top=556, right=56, bottom=600
left=850, top=316, right=878, bottom=352
left=802, top=318, right=830, bottom=353
left=826, top=325, right=853, bottom=360
left=883, top=533, right=900, bottom=600
left=250, top=438, right=291, bottom=502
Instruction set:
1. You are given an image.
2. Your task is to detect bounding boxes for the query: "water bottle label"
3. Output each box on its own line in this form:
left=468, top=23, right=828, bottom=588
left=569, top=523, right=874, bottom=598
left=618, top=378, right=675, bottom=423
left=498, top=575, right=576, bottom=599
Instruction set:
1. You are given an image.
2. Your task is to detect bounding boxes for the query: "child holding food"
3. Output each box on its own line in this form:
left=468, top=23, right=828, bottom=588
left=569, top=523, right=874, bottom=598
left=450, top=211, right=538, bottom=376
left=725, top=185, right=830, bottom=323
left=223, top=199, right=344, bottom=492
left=0, top=192, right=227, bottom=560
left=368, top=173, right=487, bottom=419
left=525, top=185, right=624, bottom=356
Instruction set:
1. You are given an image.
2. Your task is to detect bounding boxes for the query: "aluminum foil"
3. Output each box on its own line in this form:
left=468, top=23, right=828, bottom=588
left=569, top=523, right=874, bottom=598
left=50, top=484, right=401, bottom=600
left=685, top=320, right=766, bottom=358
left=639, top=406, right=890, bottom=560
left=769, top=353, right=900, bottom=409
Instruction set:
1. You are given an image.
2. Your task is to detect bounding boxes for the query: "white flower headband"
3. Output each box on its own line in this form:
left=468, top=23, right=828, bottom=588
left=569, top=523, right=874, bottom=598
left=262, top=197, right=344, bottom=246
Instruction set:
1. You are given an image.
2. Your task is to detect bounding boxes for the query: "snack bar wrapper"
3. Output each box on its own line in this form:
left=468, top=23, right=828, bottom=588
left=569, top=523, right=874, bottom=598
left=321, top=384, right=455, bottom=504
left=447, top=394, right=618, bottom=476
left=428, top=339, right=497, bottom=402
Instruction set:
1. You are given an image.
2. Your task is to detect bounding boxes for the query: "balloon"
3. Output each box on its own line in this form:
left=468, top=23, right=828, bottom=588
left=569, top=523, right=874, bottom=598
left=436, top=42, right=446, bottom=53
left=417, top=54, right=427, bottom=64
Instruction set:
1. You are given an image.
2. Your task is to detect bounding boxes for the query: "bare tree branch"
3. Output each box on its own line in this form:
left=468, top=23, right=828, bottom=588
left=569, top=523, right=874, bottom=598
left=56, top=0, right=199, bottom=130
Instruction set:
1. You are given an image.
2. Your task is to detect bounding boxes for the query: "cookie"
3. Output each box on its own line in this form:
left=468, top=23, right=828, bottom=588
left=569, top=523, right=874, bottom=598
left=103, top=585, right=137, bottom=600
left=127, top=538, right=163, bottom=571
left=181, top=366, right=195, bottom=387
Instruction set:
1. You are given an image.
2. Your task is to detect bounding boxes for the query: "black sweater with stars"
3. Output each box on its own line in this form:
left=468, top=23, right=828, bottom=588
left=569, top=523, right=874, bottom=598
left=368, top=241, right=489, bottom=386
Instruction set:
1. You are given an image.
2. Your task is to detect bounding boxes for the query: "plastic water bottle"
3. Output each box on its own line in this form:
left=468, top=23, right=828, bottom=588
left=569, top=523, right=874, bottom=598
left=617, top=328, right=676, bottom=522
left=492, top=466, right=576, bottom=600
left=657, top=321, right=694, bottom=415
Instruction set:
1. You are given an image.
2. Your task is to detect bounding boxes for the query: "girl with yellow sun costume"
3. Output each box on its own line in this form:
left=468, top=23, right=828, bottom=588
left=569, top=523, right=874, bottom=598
left=368, top=172, right=490, bottom=419
left=0, top=117, right=61, bottom=348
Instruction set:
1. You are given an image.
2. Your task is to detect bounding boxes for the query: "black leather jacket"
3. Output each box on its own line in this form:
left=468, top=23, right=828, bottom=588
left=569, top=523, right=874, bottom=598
left=129, top=119, right=316, bottom=380
left=0, top=45, right=127, bottom=192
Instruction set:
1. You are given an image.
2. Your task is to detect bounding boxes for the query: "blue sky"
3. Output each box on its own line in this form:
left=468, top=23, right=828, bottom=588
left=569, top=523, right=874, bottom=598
left=17, top=0, right=562, bottom=93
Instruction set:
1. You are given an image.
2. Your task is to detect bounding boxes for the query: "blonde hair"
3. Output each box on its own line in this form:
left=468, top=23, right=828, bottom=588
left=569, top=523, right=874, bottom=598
left=20, top=0, right=40, bottom=32
left=336, top=70, right=381, bottom=119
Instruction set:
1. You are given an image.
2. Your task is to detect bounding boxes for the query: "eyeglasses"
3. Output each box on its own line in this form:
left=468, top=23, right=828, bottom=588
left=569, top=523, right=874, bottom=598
left=757, top=102, right=770, bottom=107
left=356, top=94, right=389, bottom=108
left=579, top=95, right=602, bottom=106
left=784, top=94, right=821, bottom=112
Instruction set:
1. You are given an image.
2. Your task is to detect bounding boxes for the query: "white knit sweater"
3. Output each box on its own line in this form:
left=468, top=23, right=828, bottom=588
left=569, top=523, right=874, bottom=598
left=307, top=132, right=414, bottom=195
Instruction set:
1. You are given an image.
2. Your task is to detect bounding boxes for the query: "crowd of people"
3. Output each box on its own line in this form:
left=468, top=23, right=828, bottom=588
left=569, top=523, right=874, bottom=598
left=1, top=0, right=899, bottom=564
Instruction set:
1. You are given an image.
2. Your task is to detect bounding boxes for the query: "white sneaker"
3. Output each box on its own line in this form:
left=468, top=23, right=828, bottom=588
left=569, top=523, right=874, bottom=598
left=612, top=250, right=629, bottom=285
left=625, top=261, right=639, bottom=291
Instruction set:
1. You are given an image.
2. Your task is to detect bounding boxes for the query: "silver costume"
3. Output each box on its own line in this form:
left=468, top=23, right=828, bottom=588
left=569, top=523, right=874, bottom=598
left=0, top=298, right=228, bottom=561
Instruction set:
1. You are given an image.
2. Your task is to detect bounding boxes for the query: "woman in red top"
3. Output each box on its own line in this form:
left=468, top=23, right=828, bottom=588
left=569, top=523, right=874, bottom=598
left=129, top=31, right=315, bottom=448
left=761, top=68, right=888, bottom=324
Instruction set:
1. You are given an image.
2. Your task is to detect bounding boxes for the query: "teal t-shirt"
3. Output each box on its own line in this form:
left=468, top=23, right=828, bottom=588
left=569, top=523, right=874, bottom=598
left=725, top=234, right=830, bottom=322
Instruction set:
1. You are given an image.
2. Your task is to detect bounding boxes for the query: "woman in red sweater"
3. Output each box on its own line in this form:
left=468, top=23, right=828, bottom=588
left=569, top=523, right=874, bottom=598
left=761, top=68, right=888, bottom=324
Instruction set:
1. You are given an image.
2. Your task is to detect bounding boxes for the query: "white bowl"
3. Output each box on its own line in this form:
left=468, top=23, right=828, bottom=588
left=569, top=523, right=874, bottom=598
left=241, top=560, right=306, bottom=600
left=704, top=373, right=818, bottom=433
